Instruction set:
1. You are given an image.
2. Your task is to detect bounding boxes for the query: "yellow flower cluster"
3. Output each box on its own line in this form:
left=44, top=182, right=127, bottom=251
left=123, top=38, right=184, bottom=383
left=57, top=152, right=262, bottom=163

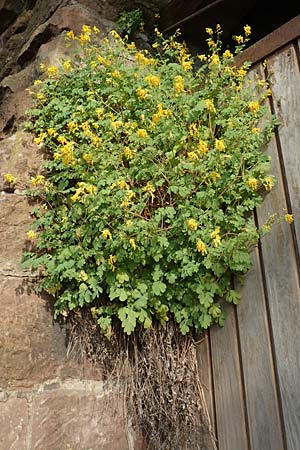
left=4, top=173, right=17, bottom=184
left=198, top=140, right=209, bottom=155
left=215, top=139, right=226, bottom=151
left=174, top=75, right=184, bottom=93
left=34, top=132, right=47, bottom=145
left=47, top=66, right=58, bottom=77
left=187, top=219, right=198, bottom=230
left=136, top=86, right=148, bottom=99
left=71, top=182, right=97, bottom=202
left=263, top=177, right=274, bottom=191
left=152, top=103, right=172, bottom=124
left=196, top=239, right=207, bottom=255
left=248, top=101, right=260, bottom=115
left=246, top=177, right=258, bottom=190
left=124, top=146, right=133, bottom=159
left=205, top=99, right=215, bottom=112
left=129, top=238, right=137, bottom=250
left=108, top=255, right=117, bottom=271
left=137, top=128, right=148, bottom=139
left=31, top=175, right=45, bottom=186
left=210, top=227, right=221, bottom=247
left=284, top=214, right=294, bottom=224
left=145, top=74, right=160, bottom=87
left=27, top=230, right=37, bottom=240
left=80, top=24, right=92, bottom=43
left=102, top=229, right=112, bottom=239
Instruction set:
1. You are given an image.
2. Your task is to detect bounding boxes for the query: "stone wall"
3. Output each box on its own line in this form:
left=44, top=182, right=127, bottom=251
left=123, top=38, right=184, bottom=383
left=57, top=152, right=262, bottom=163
left=0, top=1, right=147, bottom=449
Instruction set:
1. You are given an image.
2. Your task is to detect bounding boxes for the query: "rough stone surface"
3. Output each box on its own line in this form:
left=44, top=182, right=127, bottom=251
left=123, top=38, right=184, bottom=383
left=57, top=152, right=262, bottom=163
left=30, top=385, right=129, bottom=450
left=0, top=195, right=32, bottom=273
left=0, top=397, right=28, bottom=450
left=0, top=1, right=150, bottom=448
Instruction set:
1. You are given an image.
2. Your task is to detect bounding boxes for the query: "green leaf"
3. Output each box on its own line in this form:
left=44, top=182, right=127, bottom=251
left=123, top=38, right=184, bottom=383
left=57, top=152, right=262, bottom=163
left=118, top=307, right=138, bottom=335
left=152, top=281, right=167, bottom=296
left=226, top=290, right=240, bottom=305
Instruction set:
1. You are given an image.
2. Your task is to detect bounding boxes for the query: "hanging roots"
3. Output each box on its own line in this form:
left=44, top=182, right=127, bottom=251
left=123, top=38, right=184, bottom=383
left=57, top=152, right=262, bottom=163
left=67, top=310, right=217, bottom=450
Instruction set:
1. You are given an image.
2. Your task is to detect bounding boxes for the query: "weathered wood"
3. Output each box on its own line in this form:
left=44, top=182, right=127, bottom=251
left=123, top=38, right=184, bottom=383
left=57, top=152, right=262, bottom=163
left=210, top=305, right=249, bottom=450
left=236, top=247, right=284, bottom=450
left=267, top=43, right=300, bottom=255
left=196, top=334, right=216, bottom=438
left=256, top=83, right=300, bottom=449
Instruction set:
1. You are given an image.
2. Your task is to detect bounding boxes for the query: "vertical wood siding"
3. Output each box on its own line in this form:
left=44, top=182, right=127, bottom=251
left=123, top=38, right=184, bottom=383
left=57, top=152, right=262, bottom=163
left=198, top=29, right=300, bottom=450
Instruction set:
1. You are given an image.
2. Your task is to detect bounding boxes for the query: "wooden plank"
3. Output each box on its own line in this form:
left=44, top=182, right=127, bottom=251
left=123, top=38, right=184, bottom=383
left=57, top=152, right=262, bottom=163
left=210, top=304, right=249, bottom=450
left=236, top=15, right=300, bottom=67
left=267, top=43, right=300, bottom=253
left=255, top=66, right=300, bottom=448
left=236, top=247, right=284, bottom=450
left=196, top=333, right=216, bottom=439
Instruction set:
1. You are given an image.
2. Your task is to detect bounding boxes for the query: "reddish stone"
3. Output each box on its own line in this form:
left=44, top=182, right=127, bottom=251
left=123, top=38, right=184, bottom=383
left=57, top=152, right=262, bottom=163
left=0, top=397, right=28, bottom=450
left=31, top=386, right=129, bottom=450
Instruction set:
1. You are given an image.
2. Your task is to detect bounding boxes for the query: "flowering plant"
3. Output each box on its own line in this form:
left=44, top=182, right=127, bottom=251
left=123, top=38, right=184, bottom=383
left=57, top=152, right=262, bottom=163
left=22, top=25, right=275, bottom=335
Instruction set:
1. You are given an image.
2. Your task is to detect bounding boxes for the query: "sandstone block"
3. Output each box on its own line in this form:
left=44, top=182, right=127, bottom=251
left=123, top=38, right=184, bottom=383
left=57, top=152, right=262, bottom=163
left=0, top=397, right=28, bottom=450
left=31, top=386, right=129, bottom=450
left=0, top=276, right=67, bottom=388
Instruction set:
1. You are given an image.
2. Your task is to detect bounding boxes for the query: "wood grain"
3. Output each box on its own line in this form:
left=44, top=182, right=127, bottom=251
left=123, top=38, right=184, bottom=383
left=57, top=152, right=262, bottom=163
left=236, top=247, right=284, bottom=450
left=210, top=305, right=249, bottom=450
left=267, top=43, right=300, bottom=256
left=255, top=60, right=300, bottom=447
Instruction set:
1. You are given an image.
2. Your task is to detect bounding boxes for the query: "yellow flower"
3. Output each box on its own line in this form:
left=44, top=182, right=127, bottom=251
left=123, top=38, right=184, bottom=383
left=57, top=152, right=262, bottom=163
left=285, top=214, right=294, bottom=224
left=174, top=75, right=184, bottom=93
left=223, top=50, right=233, bottom=59
left=111, top=120, right=122, bottom=130
left=80, top=32, right=91, bottom=43
left=34, top=79, right=42, bottom=86
left=244, top=25, right=251, bottom=36
left=63, top=59, right=72, bottom=71
left=80, top=270, right=88, bottom=281
left=152, top=42, right=159, bottom=48
left=83, top=153, right=93, bottom=164
left=210, top=227, right=221, bottom=247
left=129, top=238, right=137, bottom=250
left=189, top=123, right=199, bottom=137
left=233, top=35, right=244, bottom=44
left=124, top=147, right=133, bottom=159
left=67, top=121, right=78, bottom=132
left=127, top=42, right=136, bottom=50
left=197, top=140, right=208, bottom=155
left=66, top=30, right=75, bottom=39
left=181, top=58, right=193, bottom=71
left=4, top=173, right=17, bottom=184
left=137, top=129, right=148, bottom=139
left=61, top=142, right=75, bottom=165
left=196, top=239, right=207, bottom=255
left=36, top=92, right=45, bottom=101
left=252, top=127, right=261, bottom=134
left=215, top=139, right=226, bottom=151
left=206, top=28, right=213, bottom=35
left=93, top=25, right=100, bottom=34
left=47, top=66, right=58, bottom=76
left=246, top=177, right=258, bottom=190
left=248, top=101, right=260, bottom=114
left=111, top=70, right=121, bottom=79
left=102, top=229, right=112, bottom=239
left=117, top=180, right=129, bottom=190
left=263, top=177, right=274, bottom=191
left=135, top=52, right=149, bottom=65
left=187, top=219, right=198, bottom=230
left=97, top=55, right=109, bottom=66
left=27, top=230, right=37, bottom=240
left=110, top=30, right=121, bottom=40
left=86, top=184, right=97, bottom=195
left=108, top=255, right=117, bottom=271
left=187, top=151, right=199, bottom=161
left=31, top=175, right=45, bottom=186
left=210, top=54, right=220, bottom=65
left=47, top=128, right=57, bottom=136
left=197, top=54, right=207, bottom=61
left=34, top=132, right=47, bottom=145
left=136, top=86, right=148, bottom=99
left=145, top=74, right=160, bottom=87
left=210, top=172, right=221, bottom=182
left=205, top=99, right=215, bottom=112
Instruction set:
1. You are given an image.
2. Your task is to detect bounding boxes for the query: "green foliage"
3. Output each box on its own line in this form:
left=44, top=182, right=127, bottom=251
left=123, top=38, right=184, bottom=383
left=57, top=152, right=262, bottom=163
left=117, top=8, right=144, bottom=36
left=22, top=25, right=275, bottom=336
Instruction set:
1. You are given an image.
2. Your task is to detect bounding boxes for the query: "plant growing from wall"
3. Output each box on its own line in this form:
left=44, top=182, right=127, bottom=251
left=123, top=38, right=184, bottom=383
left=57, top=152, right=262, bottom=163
left=22, top=24, right=275, bottom=337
